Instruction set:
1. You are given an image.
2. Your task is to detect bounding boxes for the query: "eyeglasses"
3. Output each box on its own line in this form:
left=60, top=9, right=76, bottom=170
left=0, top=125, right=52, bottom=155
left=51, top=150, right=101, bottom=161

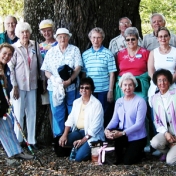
left=158, top=35, right=169, bottom=39
left=119, top=22, right=130, bottom=26
left=80, top=86, right=90, bottom=90
left=91, top=37, right=102, bottom=40
left=157, top=79, right=168, bottom=83
left=126, top=38, right=136, bottom=42
left=6, top=22, right=16, bottom=26
left=57, top=35, right=69, bottom=39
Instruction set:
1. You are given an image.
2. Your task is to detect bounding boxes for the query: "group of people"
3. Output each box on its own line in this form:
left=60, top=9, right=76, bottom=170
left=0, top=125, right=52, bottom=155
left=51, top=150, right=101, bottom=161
left=1, top=12, right=176, bottom=166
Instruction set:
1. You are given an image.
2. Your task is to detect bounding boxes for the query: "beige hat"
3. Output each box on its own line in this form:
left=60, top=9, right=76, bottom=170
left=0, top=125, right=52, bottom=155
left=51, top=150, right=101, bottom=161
left=54, top=28, right=72, bottom=38
left=39, top=23, right=53, bottom=30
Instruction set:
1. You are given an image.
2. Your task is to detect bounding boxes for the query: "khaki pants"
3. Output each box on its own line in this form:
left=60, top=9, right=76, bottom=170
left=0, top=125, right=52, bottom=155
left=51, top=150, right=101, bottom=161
left=151, top=133, right=176, bottom=165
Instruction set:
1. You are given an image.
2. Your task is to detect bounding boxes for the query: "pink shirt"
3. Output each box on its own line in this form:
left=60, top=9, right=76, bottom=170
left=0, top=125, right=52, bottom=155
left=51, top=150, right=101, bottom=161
left=8, top=40, right=44, bottom=91
left=117, top=47, right=149, bottom=76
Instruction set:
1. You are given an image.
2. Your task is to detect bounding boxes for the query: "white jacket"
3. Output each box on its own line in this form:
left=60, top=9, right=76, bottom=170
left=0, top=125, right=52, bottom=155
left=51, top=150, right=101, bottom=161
left=65, top=95, right=105, bottom=145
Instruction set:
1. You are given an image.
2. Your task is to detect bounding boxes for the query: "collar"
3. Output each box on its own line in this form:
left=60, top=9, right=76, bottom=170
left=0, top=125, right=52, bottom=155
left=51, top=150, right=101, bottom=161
left=15, top=39, right=34, bottom=48
left=91, top=45, right=104, bottom=53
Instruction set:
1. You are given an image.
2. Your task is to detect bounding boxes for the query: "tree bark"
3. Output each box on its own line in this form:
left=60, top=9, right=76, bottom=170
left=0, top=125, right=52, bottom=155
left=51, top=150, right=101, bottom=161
left=24, top=0, right=141, bottom=144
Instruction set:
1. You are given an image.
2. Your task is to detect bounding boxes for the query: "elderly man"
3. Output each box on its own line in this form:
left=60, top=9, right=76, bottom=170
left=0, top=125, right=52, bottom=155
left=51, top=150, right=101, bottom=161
left=0, top=15, right=18, bottom=44
left=142, top=13, right=176, bottom=51
left=82, top=27, right=117, bottom=127
left=109, top=17, right=142, bottom=56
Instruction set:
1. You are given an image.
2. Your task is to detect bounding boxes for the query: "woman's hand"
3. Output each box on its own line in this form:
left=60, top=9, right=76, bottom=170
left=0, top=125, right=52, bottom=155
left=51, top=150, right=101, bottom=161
left=105, top=129, right=123, bottom=139
left=107, top=91, right=113, bottom=103
left=63, top=78, right=71, bottom=88
left=165, top=132, right=176, bottom=143
left=105, top=129, right=113, bottom=139
left=59, top=135, right=68, bottom=147
left=13, top=86, right=19, bottom=100
left=73, top=137, right=87, bottom=148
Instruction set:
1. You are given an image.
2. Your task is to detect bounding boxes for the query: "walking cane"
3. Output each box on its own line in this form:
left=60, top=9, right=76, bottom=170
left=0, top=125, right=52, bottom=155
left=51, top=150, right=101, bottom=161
left=0, top=79, right=43, bottom=166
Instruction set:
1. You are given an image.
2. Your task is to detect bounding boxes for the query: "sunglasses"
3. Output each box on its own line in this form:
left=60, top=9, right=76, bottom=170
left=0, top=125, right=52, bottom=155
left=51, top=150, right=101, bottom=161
left=126, top=38, right=136, bottom=42
left=80, top=86, right=90, bottom=90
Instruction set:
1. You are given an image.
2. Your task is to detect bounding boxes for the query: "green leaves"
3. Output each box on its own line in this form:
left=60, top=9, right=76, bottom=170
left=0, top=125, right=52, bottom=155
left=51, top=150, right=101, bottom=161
left=0, top=0, right=24, bottom=19
left=140, top=0, right=176, bottom=35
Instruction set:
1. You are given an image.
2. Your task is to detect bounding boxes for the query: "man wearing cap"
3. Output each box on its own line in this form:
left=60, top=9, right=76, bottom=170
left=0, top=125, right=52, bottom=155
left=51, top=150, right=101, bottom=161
left=41, top=28, right=82, bottom=150
left=109, top=17, right=142, bottom=56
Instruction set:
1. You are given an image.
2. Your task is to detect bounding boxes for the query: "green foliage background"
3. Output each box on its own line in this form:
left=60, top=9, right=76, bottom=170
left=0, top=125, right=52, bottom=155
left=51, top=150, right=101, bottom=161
left=140, top=0, right=176, bottom=35
left=0, top=0, right=176, bottom=37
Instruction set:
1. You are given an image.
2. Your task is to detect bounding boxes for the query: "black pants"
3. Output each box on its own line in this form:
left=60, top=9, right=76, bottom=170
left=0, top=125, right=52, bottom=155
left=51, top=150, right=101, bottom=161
left=115, top=136, right=147, bottom=165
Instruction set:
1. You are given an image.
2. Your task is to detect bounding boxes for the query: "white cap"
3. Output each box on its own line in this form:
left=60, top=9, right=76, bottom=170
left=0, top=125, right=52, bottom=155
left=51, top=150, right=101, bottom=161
left=54, top=28, right=72, bottom=38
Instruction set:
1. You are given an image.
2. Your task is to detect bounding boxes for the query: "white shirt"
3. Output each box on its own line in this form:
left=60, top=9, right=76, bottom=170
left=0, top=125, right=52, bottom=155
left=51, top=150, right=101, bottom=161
left=65, top=95, right=105, bottom=145
left=41, top=44, right=83, bottom=92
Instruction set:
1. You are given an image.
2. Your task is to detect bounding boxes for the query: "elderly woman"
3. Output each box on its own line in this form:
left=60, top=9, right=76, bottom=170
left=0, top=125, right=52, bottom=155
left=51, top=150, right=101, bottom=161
left=150, top=69, right=176, bottom=165
left=41, top=28, right=82, bottom=142
left=8, top=22, right=45, bottom=150
left=59, top=77, right=105, bottom=161
left=115, top=27, right=150, bottom=101
left=114, top=27, right=150, bottom=152
left=39, top=19, right=57, bottom=131
left=82, top=27, right=117, bottom=127
left=105, top=72, right=147, bottom=165
left=148, top=27, right=176, bottom=105
left=0, top=43, right=33, bottom=165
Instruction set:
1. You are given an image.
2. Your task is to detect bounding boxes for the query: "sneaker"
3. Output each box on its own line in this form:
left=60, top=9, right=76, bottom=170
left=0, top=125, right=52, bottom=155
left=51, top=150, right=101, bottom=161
left=160, top=154, right=166, bottom=162
left=144, top=146, right=150, bottom=153
left=14, top=152, right=34, bottom=160
left=152, top=150, right=161, bottom=156
left=5, top=158, right=21, bottom=166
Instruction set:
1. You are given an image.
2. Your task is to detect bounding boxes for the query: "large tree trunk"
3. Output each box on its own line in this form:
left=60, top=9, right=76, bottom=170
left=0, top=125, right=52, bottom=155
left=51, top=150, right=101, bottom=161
left=24, top=0, right=141, bottom=144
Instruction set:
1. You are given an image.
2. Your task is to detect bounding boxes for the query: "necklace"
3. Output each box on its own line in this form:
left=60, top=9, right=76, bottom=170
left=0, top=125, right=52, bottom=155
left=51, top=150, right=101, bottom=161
left=159, top=46, right=171, bottom=54
left=127, top=47, right=139, bottom=62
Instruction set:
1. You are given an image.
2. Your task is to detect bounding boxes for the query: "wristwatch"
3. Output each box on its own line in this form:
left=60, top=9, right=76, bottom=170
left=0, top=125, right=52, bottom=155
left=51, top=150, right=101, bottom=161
left=122, top=131, right=126, bottom=136
left=85, top=135, right=90, bottom=139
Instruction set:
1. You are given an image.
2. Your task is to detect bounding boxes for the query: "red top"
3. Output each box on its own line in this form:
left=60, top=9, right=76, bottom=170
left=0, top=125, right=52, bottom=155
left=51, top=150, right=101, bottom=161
left=117, top=47, right=150, bottom=76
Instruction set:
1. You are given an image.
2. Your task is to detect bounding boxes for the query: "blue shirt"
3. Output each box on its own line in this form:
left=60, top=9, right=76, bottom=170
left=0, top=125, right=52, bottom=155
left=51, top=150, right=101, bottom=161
left=82, top=46, right=117, bottom=92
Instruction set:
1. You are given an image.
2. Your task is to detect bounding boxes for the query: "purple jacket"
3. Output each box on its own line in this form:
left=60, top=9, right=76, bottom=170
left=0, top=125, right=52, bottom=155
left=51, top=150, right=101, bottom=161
left=106, top=95, right=147, bottom=141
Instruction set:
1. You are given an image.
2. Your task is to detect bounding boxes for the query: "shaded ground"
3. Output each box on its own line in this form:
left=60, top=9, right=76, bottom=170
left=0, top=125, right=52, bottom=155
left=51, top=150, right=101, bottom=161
left=0, top=145, right=176, bottom=176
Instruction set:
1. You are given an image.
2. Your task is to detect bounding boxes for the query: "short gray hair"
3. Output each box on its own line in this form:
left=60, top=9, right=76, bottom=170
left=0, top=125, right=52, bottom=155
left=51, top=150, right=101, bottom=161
left=118, top=72, right=138, bottom=88
left=119, top=17, right=132, bottom=25
left=39, top=19, right=54, bottom=30
left=124, top=27, right=139, bottom=39
left=15, top=22, right=32, bottom=38
left=88, top=27, right=105, bottom=40
left=150, top=13, right=166, bottom=24
left=4, top=15, right=17, bottom=24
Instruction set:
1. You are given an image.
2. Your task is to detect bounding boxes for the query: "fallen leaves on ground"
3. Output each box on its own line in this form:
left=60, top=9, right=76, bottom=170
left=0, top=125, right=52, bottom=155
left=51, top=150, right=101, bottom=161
left=0, top=145, right=176, bottom=176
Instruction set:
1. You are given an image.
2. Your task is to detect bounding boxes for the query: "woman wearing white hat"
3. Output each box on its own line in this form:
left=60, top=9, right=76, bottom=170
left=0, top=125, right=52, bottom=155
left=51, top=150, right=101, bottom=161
left=41, top=27, right=83, bottom=151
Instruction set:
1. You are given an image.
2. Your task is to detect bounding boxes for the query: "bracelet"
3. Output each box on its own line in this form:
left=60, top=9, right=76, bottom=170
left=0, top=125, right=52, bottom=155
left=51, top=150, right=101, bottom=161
left=109, top=89, right=113, bottom=92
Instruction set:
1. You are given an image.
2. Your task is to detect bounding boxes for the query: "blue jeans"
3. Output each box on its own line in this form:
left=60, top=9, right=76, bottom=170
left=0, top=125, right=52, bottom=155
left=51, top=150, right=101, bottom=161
left=93, top=91, right=113, bottom=128
left=66, top=129, right=91, bottom=162
left=49, top=89, right=79, bottom=137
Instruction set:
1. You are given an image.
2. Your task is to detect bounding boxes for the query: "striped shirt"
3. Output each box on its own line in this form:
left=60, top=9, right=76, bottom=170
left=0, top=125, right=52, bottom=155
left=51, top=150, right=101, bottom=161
left=82, top=46, right=117, bottom=92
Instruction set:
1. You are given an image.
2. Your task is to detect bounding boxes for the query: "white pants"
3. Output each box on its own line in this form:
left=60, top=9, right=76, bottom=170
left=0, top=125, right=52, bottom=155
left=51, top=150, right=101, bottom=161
left=151, top=133, right=176, bottom=165
left=13, top=89, right=37, bottom=144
